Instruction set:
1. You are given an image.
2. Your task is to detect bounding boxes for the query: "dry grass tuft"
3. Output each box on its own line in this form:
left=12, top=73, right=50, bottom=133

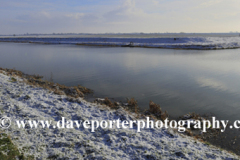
left=127, top=97, right=139, bottom=114
left=53, top=89, right=64, bottom=95
left=127, top=98, right=137, bottom=107
left=103, top=97, right=116, bottom=108
left=74, top=87, right=84, bottom=97
left=148, top=100, right=169, bottom=120
left=149, top=100, right=161, bottom=114
left=77, top=85, right=92, bottom=94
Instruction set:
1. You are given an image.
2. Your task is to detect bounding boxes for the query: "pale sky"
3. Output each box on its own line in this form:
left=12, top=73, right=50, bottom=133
left=0, top=0, right=240, bottom=34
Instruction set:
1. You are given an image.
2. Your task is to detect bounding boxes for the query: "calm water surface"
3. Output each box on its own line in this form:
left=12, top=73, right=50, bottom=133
left=1, top=42, right=240, bottom=121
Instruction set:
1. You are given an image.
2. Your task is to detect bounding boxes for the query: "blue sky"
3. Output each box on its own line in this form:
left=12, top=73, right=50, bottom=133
left=0, top=0, right=240, bottom=34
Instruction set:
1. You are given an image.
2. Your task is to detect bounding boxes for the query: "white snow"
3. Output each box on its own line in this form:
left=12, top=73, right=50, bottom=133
left=1, top=36, right=240, bottom=50
left=0, top=71, right=239, bottom=159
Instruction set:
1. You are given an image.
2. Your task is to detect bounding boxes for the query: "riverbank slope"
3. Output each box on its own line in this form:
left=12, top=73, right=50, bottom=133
left=0, top=70, right=239, bottom=159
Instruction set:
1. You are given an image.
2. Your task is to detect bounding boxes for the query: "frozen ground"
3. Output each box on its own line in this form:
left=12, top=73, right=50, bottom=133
left=0, top=36, right=240, bottom=50
left=0, top=71, right=239, bottom=159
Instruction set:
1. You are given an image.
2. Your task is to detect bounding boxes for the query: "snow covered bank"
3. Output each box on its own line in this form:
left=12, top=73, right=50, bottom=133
left=0, top=71, right=239, bottom=159
left=1, top=36, right=240, bottom=50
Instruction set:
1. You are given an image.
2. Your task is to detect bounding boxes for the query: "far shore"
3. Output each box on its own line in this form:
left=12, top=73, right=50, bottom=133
left=1, top=36, right=240, bottom=50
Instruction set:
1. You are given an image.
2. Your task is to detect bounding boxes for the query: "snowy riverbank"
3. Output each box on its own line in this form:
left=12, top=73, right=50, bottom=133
left=0, top=70, right=239, bottom=159
left=1, top=36, right=240, bottom=50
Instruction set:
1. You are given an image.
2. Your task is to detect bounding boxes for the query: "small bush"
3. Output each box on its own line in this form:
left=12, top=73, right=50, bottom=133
left=127, top=98, right=137, bottom=107
left=161, top=111, right=169, bottom=120
left=127, top=98, right=139, bottom=113
left=77, top=85, right=92, bottom=94
left=74, top=86, right=84, bottom=97
left=149, top=100, right=161, bottom=114
left=103, top=97, right=115, bottom=108
left=149, top=101, right=168, bottom=120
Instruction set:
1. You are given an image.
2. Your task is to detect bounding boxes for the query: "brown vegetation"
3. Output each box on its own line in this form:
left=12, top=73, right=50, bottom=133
left=127, top=98, right=139, bottom=114
left=103, top=97, right=115, bottom=108
left=148, top=100, right=169, bottom=120
left=127, top=97, right=137, bottom=107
